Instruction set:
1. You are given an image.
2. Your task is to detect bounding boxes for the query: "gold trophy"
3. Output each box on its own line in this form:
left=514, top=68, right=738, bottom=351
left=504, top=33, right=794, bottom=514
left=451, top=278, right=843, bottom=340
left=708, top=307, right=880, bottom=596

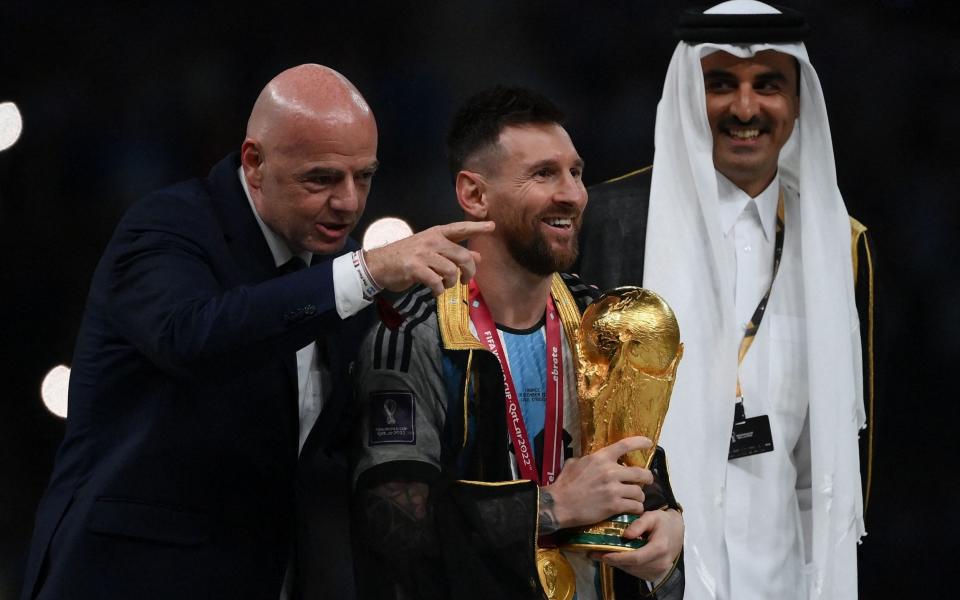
left=563, top=286, right=683, bottom=553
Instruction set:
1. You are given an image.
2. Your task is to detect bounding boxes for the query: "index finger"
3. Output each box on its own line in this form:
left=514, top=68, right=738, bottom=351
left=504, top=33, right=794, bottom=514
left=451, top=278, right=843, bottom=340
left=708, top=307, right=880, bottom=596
left=434, top=220, right=495, bottom=242
left=596, top=436, right=653, bottom=461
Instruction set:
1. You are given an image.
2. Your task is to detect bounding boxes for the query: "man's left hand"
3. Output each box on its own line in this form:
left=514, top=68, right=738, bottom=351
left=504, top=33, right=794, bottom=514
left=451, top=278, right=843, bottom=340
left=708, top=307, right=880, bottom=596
left=592, top=508, right=683, bottom=582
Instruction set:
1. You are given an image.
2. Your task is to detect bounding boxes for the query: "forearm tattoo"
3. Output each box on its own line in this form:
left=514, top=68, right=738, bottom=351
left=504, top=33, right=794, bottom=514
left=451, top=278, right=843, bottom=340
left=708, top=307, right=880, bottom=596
left=361, top=481, right=435, bottom=553
left=371, top=481, right=430, bottom=520
left=360, top=481, right=444, bottom=598
left=538, top=490, right=560, bottom=535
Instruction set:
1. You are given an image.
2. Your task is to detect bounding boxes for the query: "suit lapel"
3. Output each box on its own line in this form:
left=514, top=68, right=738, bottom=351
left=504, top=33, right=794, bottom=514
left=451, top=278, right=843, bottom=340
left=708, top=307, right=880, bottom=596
left=208, top=153, right=279, bottom=285
left=207, top=154, right=300, bottom=439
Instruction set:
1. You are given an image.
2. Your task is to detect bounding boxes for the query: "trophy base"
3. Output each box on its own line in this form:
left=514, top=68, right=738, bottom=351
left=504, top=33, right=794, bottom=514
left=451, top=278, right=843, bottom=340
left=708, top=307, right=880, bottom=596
left=562, top=513, right=647, bottom=553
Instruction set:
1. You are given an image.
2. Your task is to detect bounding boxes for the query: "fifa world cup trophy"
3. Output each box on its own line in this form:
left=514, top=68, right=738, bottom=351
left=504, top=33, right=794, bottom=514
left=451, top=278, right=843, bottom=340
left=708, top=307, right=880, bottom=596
left=563, top=287, right=683, bottom=553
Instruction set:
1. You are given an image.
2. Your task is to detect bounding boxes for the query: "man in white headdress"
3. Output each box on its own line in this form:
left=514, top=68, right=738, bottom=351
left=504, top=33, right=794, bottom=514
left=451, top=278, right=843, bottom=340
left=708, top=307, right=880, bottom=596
left=577, top=2, right=877, bottom=599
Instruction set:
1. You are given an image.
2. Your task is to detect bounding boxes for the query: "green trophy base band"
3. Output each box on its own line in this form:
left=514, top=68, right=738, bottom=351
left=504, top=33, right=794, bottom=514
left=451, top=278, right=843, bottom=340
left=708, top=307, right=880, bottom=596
left=562, top=513, right=648, bottom=553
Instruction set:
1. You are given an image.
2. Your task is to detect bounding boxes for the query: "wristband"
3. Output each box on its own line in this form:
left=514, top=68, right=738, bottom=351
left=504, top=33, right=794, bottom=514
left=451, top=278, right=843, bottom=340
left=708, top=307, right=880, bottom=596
left=352, top=250, right=383, bottom=300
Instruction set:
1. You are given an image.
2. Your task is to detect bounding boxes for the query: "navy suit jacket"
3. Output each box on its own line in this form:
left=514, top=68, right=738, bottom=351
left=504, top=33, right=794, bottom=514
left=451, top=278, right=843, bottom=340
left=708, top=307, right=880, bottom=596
left=22, top=154, right=370, bottom=599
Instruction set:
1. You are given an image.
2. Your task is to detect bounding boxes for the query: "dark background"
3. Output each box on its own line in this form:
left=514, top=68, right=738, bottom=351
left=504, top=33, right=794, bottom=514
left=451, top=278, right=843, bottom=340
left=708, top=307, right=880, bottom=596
left=1, top=1, right=956, bottom=597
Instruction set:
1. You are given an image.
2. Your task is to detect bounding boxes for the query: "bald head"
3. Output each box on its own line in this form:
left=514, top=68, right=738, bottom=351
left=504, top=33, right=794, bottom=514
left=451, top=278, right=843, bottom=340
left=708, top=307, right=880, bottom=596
left=240, top=64, right=379, bottom=256
left=246, top=64, right=375, bottom=146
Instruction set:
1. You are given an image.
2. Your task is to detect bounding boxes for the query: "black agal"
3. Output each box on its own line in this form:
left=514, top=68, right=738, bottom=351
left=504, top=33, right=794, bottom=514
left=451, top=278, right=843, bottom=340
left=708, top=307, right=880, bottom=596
left=676, top=5, right=810, bottom=44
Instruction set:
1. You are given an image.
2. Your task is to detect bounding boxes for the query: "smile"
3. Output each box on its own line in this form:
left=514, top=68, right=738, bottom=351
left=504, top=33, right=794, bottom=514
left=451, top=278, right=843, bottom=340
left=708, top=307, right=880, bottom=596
left=542, top=217, right=573, bottom=229
left=727, top=128, right=761, bottom=139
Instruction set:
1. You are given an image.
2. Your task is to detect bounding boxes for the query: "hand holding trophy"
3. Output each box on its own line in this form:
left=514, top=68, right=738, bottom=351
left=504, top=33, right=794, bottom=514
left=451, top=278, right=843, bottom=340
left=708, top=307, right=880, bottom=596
left=563, top=287, right=683, bottom=553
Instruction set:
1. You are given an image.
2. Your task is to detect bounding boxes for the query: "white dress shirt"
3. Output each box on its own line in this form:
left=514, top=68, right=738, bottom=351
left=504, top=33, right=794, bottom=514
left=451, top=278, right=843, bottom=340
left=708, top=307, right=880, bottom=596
left=716, top=173, right=812, bottom=600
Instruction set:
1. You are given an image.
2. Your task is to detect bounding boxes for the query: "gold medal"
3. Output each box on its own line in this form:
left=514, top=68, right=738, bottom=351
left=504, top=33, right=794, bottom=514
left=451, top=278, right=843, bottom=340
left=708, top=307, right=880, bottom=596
left=536, top=547, right=576, bottom=600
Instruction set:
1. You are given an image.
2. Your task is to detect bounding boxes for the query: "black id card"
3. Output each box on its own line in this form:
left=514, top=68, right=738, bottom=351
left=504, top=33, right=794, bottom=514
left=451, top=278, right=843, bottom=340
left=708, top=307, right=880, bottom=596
left=728, top=402, right=774, bottom=459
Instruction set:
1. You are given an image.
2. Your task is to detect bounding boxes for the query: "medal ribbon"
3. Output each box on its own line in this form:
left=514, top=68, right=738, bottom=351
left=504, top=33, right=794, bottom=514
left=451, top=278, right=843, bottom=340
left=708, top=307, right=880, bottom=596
left=735, top=190, right=785, bottom=399
left=468, top=280, right=564, bottom=485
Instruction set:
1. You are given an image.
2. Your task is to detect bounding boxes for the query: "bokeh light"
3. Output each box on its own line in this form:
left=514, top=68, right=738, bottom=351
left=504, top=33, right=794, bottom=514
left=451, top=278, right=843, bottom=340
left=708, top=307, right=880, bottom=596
left=0, top=102, right=23, bottom=151
left=40, top=365, right=70, bottom=418
left=363, top=217, right=414, bottom=250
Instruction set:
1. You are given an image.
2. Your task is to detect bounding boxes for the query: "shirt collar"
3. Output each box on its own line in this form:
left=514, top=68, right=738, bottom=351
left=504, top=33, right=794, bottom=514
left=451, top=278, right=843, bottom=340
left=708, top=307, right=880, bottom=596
left=716, top=170, right=780, bottom=242
left=238, top=167, right=312, bottom=268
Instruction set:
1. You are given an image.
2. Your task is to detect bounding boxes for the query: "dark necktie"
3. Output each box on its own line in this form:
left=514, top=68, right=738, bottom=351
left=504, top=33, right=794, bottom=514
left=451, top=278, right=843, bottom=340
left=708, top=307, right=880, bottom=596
left=278, top=256, right=307, bottom=276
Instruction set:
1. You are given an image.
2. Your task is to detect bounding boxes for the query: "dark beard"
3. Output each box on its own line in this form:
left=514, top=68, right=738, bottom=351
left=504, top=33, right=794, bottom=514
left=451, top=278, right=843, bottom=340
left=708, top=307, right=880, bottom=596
left=504, top=222, right=579, bottom=276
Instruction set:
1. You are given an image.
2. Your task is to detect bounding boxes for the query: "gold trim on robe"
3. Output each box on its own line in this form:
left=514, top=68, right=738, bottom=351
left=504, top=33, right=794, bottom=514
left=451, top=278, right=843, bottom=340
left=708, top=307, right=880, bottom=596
left=850, top=216, right=875, bottom=515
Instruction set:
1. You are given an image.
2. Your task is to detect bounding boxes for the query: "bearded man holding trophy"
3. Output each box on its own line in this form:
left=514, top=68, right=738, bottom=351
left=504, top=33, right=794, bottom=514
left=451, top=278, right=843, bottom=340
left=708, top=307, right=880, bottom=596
left=351, top=86, right=684, bottom=600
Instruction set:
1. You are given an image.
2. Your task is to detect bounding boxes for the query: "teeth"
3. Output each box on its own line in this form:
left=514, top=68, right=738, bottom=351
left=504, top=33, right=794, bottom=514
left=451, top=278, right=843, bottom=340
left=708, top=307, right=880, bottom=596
left=544, top=218, right=572, bottom=227
left=730, top=129, right=760, bottom=139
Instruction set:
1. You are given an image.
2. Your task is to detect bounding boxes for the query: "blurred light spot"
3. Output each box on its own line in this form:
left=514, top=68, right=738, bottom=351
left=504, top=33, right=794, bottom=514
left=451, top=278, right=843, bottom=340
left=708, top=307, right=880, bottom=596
left=0, top=102, right=23, bottom=151
left=363, top=217, right=414, bottom=250
left=41, top=365, right=70, bottom=418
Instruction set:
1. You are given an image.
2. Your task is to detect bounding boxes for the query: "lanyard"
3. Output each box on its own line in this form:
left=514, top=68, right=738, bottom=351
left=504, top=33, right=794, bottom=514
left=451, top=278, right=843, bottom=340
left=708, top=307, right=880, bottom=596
left=736, top=190, right=785, bottom=399
left=468, top=280, right=564, bottom=485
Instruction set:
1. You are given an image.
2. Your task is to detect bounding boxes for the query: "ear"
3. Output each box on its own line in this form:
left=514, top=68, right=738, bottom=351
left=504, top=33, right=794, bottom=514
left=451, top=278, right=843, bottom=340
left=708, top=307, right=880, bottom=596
left=456, top=170, right=488, bottom=219
left=240, top=139, right=264, bottom=190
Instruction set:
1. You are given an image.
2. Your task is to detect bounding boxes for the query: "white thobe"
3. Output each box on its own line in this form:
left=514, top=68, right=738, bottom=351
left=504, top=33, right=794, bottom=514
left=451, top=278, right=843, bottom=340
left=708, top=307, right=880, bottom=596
left=716, top=172, right=812, bottom=600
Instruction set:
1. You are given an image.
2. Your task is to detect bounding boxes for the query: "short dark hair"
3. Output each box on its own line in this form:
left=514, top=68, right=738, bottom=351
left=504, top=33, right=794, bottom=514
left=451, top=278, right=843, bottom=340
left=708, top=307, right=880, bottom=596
left=446, top=85, right=565, bottom=182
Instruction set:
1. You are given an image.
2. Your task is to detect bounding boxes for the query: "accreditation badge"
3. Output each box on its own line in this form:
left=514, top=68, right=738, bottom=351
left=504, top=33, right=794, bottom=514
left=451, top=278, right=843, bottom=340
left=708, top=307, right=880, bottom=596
left=728, top=399, right=774, bottom=459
